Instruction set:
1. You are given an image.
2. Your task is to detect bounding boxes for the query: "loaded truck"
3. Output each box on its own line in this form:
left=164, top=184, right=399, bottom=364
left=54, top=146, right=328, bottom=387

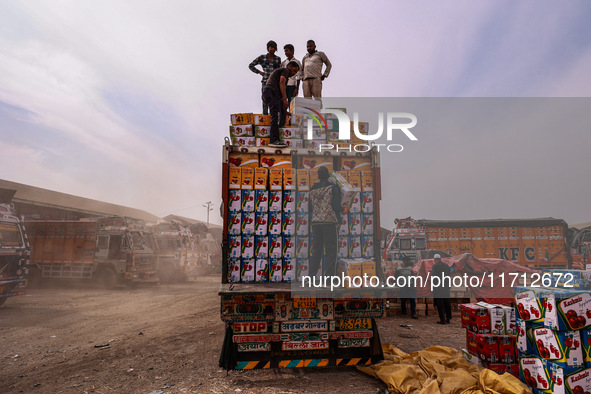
left=219, top=118, right=386, bottom=370
left=570, top=226, right=591, bottom=269
left=153, top=221, right=200, bottom=282
left=25, top=216, right=159, bottom=288
left=384, top=217, right=570, bottom=269
left=0, top=190, right=29, bottom=306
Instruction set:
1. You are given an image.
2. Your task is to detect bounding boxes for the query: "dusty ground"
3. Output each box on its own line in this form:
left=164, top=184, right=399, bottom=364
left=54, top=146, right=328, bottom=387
left=1, top=276, right=466, bottom=393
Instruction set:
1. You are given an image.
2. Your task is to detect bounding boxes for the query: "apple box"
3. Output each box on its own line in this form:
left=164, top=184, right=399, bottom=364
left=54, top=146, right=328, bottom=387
left=241, top=212, right=255, bottom=235
left=255, top=259, right=269, bottom=282
left=296, top=191, right=309, bottom=212
left=338, top=236, right=349, bottom=259
left=283, top=190, right=296, bottom=212
left=532, top=327, right=585, bottom=368
left=227, top=212, right=241, bottom=235
left=228, top=189, right=241, bottom=212
left=255, top=190, right=269, bottom=212
left=269, top=235, right=282, bottom=259
left=283, top=258, right=295, bottom=282
left=229, top=236, right=241, bottom=259
left=254, top=235, right=269, bottom=259
left=241, top=235, right=255, bottom=259
left=241, top=189, right=255, bottom=212
left=269, top=190, right=282, bottom=211
left=460, top=304, right=491, bottom=334
left=228, top=258, right=241, bottom=282
left=545, top=290, right=591, bottom=332
left=269, top=258, right=283, bottom=282
left=296, top=236, right=309, bottom=258
left=240, top=258, right=255, bottom=283
left=296, top=258, right=310, bottom=281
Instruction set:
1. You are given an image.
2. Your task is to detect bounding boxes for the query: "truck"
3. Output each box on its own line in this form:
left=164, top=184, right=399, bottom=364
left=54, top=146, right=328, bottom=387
left=0, top=190, right=29, bottom=306
left=25, top=216, right=159, bottom=288
left=570, top=226, right=591, bottom=269
left=384, top=217, right=570, bottom=269
left=153, top=221, right=200, bottom=282
left=218, top=134, right=385, bottom=370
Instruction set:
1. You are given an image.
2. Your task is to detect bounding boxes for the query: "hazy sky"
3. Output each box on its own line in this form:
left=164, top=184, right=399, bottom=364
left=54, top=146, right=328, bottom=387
left=1, top=1, right=590, bottom=227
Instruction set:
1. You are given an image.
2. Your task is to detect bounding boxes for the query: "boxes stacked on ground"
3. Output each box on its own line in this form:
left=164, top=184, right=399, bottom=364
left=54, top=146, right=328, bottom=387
left=460, top=302, right=519, bottom=377
left=515, top=286, right=591, bottom=393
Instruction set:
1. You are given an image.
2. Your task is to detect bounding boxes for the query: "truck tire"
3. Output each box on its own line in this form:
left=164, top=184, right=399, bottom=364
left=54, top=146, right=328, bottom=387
left=97, top=268, right=118, bottom=289
left=27, top=266, right=43, bottom=289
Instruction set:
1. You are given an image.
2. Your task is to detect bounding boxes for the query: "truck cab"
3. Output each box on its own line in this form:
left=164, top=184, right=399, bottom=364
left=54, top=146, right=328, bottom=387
left=153, top=221, right=200, bottom=282
left=0, top=201, right=29, bottom=306
left=95, top=217, right=159, bottom=285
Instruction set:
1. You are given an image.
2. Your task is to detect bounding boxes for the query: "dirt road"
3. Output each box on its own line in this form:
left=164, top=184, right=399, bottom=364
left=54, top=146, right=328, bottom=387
left=1, top=276, right=465, bottom=393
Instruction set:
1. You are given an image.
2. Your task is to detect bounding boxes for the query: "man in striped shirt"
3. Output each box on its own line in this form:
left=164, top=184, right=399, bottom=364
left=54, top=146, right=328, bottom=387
left=249, top=40, right=282, bottom=115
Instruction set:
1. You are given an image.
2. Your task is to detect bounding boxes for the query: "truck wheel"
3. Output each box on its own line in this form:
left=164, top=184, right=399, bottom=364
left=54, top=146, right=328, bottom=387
left=97, top=268, right=118, bottom=289
left=27, top=266, right=43, bottom=289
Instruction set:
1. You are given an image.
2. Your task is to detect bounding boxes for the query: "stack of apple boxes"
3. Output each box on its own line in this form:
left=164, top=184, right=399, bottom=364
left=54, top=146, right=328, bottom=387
left=514, top=286, right=591, bottom=393
left=226, top=113, right=378, bottom=284
left=461, top=301, right=519, bottom=378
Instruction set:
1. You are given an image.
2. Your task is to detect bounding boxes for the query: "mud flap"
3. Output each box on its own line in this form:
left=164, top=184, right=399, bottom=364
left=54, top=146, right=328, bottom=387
left=218, top=324, right=237, bottom=370
left=370, top=318, right=384, bottom=364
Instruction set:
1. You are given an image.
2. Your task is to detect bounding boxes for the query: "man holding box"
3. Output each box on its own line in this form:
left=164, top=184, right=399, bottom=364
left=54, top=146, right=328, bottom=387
left=249, top=40, right=282, bottom=115
left=262, top=62, right=300, bottom=148
left=309, top=166, right=343, bottom=277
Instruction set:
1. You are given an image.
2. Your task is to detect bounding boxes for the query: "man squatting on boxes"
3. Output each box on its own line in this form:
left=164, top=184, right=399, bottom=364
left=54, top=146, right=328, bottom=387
left=309, top=167, right=344, bottom=277
left=261, top=62, right=300, bottom=148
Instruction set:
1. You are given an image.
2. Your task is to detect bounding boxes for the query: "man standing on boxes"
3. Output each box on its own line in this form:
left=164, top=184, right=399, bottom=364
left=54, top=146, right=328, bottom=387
left=249, top=40, right=281, bottom=115
left=281, top=44, right=301, bottom=105
left=309, top=167, right=343, bottom=277
left=262, top=62, right=300, bottom=148
left=396, top=256, right=418, bottom=319
left=301, top=40, right=332, bottom=99
left=431, top=254, right=452, bottom=324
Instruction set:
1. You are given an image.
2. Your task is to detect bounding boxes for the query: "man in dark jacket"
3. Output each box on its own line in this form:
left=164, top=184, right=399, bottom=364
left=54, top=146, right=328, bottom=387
left=396, top=256, right=418, bottom=318
left=431, top=254, right=452, bottom=324
left=262, top=62, right=300, bottom=147
left=309, top=166, right=342, bottom=277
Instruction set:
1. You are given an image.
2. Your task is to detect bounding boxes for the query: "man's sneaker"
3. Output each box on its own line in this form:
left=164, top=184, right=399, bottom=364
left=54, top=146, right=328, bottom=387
left=269, top=141, right=287, bottom=148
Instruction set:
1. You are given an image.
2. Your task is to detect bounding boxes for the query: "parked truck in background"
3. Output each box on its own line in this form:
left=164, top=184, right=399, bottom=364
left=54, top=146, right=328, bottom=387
left=153, top=221, right=200, bottom=282
left=384, top=217, right=570, bottom=269
left=26, top=216, right=159, bottom=288
left=0, top=190, right=29, bottom=306
left=570, top=226, right=591, bottom=269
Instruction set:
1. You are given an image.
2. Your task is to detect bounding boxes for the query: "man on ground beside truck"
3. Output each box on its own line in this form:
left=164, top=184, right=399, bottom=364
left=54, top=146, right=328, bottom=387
left=249, top=40, right=281, bottom=115
left=262, top=62, right=300, bottom=148
left=396, top=255, right=418, bottom=319
left=431, top=254, right=452, bottom=324
left=281, top=44, right=301, bottom=105
left=301, top=40, right=332, bottom=99
left=309, top=166, right=343, bottom=277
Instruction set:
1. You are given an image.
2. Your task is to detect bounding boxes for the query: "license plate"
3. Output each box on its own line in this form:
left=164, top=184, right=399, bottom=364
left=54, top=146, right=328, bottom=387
left=337, top=318, right=372, bottom=330
left=293, top=297, right=316, bottom=309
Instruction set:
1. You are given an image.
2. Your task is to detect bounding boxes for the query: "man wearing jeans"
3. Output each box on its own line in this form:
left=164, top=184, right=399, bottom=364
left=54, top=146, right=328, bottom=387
left=261, top=62, right=300, bottom=148
left=301, top=40, right=332, bottom=99
left=249, top=40, right=281, bottom=115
